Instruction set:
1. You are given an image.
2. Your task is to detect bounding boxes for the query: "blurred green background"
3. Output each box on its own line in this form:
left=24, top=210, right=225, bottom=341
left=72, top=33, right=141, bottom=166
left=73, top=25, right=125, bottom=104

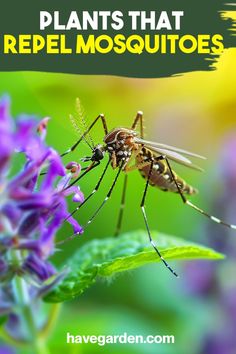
left=0, top=46, right=236, bottom=354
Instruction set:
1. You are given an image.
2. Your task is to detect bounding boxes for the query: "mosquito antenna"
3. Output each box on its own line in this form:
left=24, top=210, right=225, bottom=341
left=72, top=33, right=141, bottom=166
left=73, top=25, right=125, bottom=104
left=76, top=98, right=95, bottom=149
left=69, top=114, right=93, bottom=150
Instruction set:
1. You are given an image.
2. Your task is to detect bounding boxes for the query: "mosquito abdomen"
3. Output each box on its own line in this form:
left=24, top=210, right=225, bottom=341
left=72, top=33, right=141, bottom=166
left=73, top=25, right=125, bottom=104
left=136, top=149, right=198, bottom=195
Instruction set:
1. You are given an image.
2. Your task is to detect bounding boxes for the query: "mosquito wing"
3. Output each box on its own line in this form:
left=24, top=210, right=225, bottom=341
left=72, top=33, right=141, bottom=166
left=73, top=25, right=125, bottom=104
left=135, top=138, right=206, bottom=160
left=134, top=137, right=205, bottom=172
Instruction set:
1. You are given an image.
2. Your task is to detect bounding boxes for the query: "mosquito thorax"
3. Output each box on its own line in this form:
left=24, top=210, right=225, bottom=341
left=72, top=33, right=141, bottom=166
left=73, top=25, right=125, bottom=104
left=104, top=128, right=137, bottom=144
left=104, top=128, right=138, bottom=168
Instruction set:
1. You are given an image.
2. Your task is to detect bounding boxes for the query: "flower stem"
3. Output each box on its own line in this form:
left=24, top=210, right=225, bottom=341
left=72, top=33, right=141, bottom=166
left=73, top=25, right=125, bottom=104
left=11, top=251, right=50, bottom=354
left=40, top=303, right=61, bottom=340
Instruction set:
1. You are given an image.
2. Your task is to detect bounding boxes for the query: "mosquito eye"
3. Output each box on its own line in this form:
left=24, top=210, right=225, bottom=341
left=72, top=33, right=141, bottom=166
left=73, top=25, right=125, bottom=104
left=95, top=149, right=104, bottom=160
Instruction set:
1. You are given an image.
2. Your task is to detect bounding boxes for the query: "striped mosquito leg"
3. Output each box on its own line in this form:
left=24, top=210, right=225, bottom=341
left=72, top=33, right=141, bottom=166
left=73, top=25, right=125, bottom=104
left=185, top=201, right=236, bottom=229
left=58, top=159, right=112, bottom=246
left=64, top=160, right=100, bottom=190
left=84, top=164, right=123, bottom=229
left=165, top=158, right=236, bottom=230
left=61, top=114, right=108, bottom=157
left=141, top=160, right=178, bottom=277
left=131, top=111, right=144, bottom=138
left=65, top=159, right=111, bottom=221
left=114, top=174, right=128, bottom=237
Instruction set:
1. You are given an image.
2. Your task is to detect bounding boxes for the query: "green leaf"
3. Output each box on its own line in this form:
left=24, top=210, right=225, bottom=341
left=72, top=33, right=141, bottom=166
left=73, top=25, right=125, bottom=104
left=45, top=230, right=224, bottom=303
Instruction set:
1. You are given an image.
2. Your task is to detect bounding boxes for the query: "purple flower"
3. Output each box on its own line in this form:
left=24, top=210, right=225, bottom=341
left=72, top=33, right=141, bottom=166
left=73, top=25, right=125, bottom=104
left=0, top=95, right=84, bottom=302
left=0, top=345, right=16, bottom=354
left=0, top=95, right=87, bottom=351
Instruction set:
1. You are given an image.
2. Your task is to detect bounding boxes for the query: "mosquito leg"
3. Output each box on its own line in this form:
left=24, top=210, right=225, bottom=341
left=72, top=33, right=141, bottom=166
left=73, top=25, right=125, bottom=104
left=113, top=133, right=150, bottom=238
left=131, top=111, right=144, bottom=138
left=140, top=159, right=178, bottom=277
left=65, top=159, right=111, bottom=221
left=64, top=160, right=100, bottom=190
left=112, top=146, right=153, bottom=237
left=113, top=147, right=159, bottom=237
left=165, top=158, right=236, bottom=230
left=84, top=163, right=123, bottom=229
left=57, top=164, right=122, bottom=246
left=114, top=174, right=128, bottom=237
left=61, top=114, right=108, bottom=157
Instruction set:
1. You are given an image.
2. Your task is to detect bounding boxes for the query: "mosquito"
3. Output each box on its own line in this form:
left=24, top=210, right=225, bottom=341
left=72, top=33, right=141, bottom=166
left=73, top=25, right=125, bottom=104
left=59, top=110, right=236, bottom=277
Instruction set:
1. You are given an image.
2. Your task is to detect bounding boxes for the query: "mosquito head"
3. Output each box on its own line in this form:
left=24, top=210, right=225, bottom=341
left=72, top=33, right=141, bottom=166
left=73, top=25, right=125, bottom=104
left=92, top=145, right=105, bottom=161
left=81, top=144, right=105, bottom=163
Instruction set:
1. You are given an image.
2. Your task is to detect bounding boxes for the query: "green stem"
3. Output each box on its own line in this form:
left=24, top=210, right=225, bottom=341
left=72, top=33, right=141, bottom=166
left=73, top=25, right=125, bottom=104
left=40, top=303, right=61, bottom=340
left=11, top=251, right=51, bottom=354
